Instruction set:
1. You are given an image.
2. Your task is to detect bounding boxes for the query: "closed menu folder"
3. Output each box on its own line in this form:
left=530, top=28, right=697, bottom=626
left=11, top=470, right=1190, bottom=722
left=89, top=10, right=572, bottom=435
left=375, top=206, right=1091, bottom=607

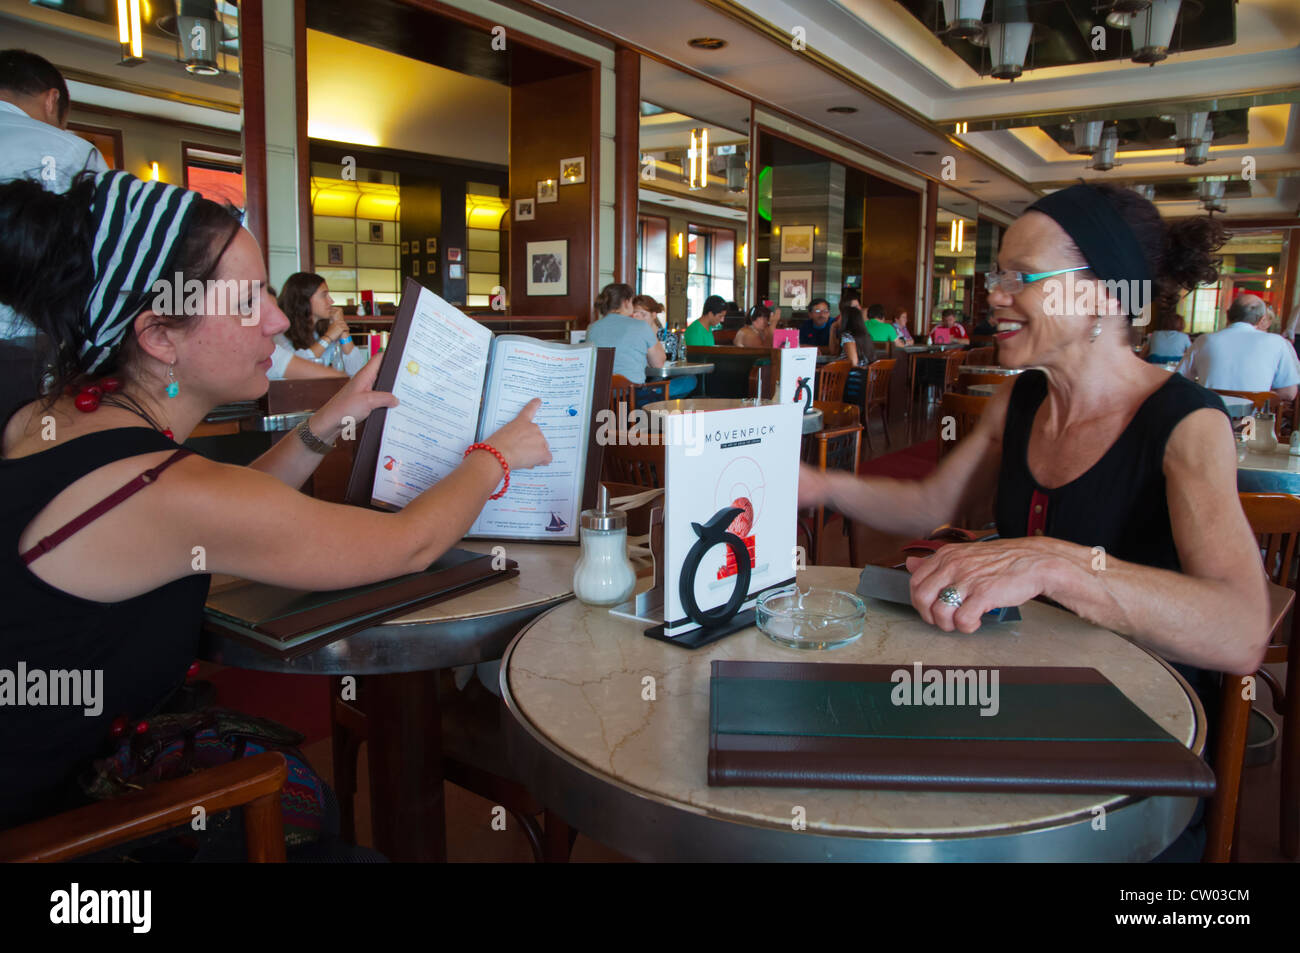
left=203, top=548, right=517, bottom=660
left=708, top=660, right=1215, bottom=796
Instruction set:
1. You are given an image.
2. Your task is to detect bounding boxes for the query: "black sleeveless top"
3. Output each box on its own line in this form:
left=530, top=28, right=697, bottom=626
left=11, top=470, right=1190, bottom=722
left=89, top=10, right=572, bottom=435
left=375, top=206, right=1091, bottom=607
left=0, top=406, right=209, bottom=829
left=996, top=369, right=1228, bottom=569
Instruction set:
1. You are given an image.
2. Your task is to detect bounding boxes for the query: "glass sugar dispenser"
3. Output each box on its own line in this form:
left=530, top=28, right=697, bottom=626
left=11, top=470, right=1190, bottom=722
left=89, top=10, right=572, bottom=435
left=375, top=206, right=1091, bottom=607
left=573, top=486, right=637, bottom=607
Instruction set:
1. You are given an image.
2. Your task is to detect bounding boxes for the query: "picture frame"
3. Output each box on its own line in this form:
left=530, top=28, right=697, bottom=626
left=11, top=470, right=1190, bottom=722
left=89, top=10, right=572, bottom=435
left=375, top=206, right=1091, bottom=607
left=411, top=260, right=420, bottom=276
left=778, top=270, right=814, bottom=308
left=559, top=156, right=585, bottom=185
left=326, top=244, right=344, bottom=266
left=525, top=239, right=568, bottom=296
left=515, top=198, right=535, bottom=221
left=448, top=263, right=464, bottom=280
left=779, top=225, right=815, bottom=263
left=369, top=222, right=384, bottom=242
left=426, top=260, right=437, bottom=276
left=400, top=241, right=409, bottom=255
left=426, top=237, right=437, bottom=254
left=448, top=247, right=462, bottom=262
left=537, top=178, right=558, bottom=204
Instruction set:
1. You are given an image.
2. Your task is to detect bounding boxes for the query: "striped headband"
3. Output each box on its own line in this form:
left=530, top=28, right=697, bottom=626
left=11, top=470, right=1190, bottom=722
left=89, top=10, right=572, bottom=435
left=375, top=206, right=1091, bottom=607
left=80, top=171, right=199, bottom=373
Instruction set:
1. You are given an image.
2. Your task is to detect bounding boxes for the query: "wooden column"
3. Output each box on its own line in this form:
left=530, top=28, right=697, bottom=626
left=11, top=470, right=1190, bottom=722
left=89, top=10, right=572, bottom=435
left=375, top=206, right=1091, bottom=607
left=238, top=0, right=269, bottom=256
left=614, top=46, right=640, bottom=286
left=294, top=0, right=312, bottom=272
left=920, top=180, right=938, bottom=332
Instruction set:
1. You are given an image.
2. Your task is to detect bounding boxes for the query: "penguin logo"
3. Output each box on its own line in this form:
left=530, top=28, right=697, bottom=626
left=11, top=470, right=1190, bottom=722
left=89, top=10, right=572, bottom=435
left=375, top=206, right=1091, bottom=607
left=679, top=506, right=751, bottom=628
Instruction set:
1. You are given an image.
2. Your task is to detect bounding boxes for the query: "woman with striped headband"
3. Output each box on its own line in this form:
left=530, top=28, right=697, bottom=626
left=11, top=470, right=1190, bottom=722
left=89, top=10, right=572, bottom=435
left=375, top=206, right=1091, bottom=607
left=0, top=171, right=551, bottom=846
left=800, top=184, right=1270, bottom=858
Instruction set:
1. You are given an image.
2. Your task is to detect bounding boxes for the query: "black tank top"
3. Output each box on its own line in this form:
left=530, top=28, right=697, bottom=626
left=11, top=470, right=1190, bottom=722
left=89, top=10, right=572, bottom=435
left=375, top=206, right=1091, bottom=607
left=996, top=369, right=1228, bottom=569
left=0, top=406, right=209, bottom=828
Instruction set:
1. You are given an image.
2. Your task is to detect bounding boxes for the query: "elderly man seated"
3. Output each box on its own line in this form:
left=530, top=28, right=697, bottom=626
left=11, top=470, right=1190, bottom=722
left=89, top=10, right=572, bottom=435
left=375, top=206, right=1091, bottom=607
left=1177, top=294, right=1300, bottom=402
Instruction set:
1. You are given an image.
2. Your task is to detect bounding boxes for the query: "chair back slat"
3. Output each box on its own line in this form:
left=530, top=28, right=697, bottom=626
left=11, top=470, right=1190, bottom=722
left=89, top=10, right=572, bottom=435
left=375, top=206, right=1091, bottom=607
left=937, top=392, right=990, bottom=460
left=815, top=360, right=852, bottom=403
left=1238, top=493, right=1300, bottom=588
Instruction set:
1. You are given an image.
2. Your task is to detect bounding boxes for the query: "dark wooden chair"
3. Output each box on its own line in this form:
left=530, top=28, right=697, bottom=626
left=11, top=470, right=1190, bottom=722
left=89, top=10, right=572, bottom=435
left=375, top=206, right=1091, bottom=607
left=0, top=752, right=289, bottom=862
left=1205, top=493, right=1300, bottom=861
left=799, top=400, right=862, bottom=566
left=815, top=359, right=852, bottom=403
left=602, top=434, right=667, bottom=489
left=963, top=346, right=996, bottom=367
left=937, top=392, right=989, bottom=461
left=610, top=374, right=669, bottom=412
left=961, top=371, right=1016, bottom=394
left=861, top=358, right=896, bottom=455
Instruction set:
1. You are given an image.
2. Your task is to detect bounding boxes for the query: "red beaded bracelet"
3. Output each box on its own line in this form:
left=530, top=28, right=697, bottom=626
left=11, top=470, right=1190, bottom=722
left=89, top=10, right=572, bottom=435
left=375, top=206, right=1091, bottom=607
left=464, top=442, right=509, bottom=499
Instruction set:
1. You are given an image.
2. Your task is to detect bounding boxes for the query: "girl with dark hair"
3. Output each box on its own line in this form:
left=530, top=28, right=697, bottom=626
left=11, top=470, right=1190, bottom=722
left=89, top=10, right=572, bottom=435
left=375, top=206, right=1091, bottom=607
left=801, top=183, right=1264, bottom=858
left=733, top=304, right=771, bottom=349
left=838, top=306, right=876, bottom=367
left=276, top=272, right=368, bottom=375
left=0, top=172, right=551, bottom=846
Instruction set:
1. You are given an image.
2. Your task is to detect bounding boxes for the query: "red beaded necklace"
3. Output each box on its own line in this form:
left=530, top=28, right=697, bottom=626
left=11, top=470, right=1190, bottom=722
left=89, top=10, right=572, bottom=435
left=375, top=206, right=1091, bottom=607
left=71, top=377, right=173, bottom=441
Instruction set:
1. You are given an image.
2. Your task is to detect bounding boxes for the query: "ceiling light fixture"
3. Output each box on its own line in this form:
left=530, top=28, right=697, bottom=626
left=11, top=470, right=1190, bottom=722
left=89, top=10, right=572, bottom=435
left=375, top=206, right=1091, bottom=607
left=116, top=0, right=145, bottom=66
left=987, top=18, right=1034, bottom=81
left=1182, top=118, right=1213, bottom=165
left=1173, top=111, right=1208, bottom=146
left=827, top=106, right=858, bottom=114
left=949, top=218, right=965, bottom=253
left=1089, top=127, right=1119, bottom=171
left=1197, top=178, right=1226, bottom=213
left=954, top=121, right=968, bottom=134
left=940, top=0, right=988, bottom=39
left=687, top=37, right=727, bottom=50
left=1129, top=0, right=1182, bottom=65
left=687, top=128, right=708, bottom=190
left=1071, top=120, right=1105, bottom=155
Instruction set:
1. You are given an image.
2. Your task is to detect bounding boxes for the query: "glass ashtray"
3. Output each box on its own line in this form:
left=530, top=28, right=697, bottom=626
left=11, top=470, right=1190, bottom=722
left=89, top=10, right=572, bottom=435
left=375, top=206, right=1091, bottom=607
left=756, top=586, right=866, bottom=650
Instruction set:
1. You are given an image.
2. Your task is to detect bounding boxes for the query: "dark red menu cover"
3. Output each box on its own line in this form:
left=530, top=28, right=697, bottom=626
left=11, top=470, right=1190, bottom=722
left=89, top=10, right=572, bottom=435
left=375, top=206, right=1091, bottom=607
left=708, top=660, right=1215, bottom=796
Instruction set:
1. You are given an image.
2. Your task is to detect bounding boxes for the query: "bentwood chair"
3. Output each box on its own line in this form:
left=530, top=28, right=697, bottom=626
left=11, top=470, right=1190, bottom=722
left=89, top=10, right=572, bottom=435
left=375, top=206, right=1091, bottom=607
left=1205, top=493, right=1300, bottom=861
left=602, top=433, right=667, bottom=489
left=936, top=392, right=989, bottom=462
left=610, top=374, right=669, bottom=413
left=860, top=359, right=896, bottom=455
left=815, top=360, right=852, bottom=403
left=0, top=752, right=288, bottom=862
left=798, top=400, right=862, bottom=565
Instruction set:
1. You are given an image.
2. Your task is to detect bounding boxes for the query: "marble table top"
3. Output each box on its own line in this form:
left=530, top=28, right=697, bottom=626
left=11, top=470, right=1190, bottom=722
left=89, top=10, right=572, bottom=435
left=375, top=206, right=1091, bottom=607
left=1237, top=446, right=1300, bottom=493
left=503, top=565, right=1202, bottom=844
left=960, top=365, right=1022, bottom=376
left=645, top=362, right=714, bottom=379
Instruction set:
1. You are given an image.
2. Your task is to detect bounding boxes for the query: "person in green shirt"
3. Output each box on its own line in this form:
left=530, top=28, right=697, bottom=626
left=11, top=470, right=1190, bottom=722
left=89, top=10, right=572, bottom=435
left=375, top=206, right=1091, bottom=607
left=685, top=294, right=727, bottom=347
left=864, top=303, right=899, bottom=343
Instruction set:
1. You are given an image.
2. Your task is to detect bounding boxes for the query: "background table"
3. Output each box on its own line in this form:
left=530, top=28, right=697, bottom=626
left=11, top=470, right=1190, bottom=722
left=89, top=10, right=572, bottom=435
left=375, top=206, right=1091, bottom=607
left=645, top=361, right=714, bottom=380
left=201, top=540, right=580, bottom=861
left=1238, top=446, right=1300, bottom=493
left=502, top=565, right=1204, bottom=862
left=1220, top=395, right=1254, bottom=419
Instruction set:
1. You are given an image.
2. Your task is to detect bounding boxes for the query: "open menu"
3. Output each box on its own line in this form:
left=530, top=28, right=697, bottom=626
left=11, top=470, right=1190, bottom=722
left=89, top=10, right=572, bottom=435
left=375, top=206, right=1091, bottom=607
left=346, top=279, right=612, bottom=543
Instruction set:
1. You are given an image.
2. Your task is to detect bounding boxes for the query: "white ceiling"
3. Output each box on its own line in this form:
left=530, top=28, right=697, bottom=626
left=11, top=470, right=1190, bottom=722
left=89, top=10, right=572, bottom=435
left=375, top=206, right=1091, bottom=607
left=534, top=0, right=1300, bottom=218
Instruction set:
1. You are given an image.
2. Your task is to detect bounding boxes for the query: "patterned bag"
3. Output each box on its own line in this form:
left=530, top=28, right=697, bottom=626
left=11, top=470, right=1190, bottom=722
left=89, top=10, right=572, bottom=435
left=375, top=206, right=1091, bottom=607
left=82, top=708, right=327, bottom=848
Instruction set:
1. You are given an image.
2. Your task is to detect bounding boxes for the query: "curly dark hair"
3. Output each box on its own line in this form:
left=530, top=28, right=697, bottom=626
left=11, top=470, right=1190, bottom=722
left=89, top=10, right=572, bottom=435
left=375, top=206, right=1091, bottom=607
left=277, top=272, right=328, bottom=350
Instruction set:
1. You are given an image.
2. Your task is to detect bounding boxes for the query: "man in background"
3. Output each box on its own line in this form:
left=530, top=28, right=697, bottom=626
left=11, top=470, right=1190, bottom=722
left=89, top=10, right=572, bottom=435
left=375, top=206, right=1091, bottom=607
left=864, top=304, right=899, bottom=343
left=799, top=298, right=838, bottom=355
left=1178, top=293, right=1300, bottom=402
left=685, top=294, right=727, bottom=347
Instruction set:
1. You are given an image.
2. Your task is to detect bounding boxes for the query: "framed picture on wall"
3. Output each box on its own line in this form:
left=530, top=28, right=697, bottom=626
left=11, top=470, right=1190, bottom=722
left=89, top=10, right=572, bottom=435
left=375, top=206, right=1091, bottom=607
left=537, top=178, right=558, bottom=204
left=780, top=225, right=815, bottom=263
left=448, top=263, right=465, bottom=280
left=326, top=244, right=344, bottom=266
left=411, top=260, right=420, bottom=276
left=448, top=247, right=462, bottom=262
left=559, top=156, right=585, bottom=185
left=515, top=198, right=535, bottom=221
left=369, top=222, right=384, bottom=242
left=426, top=260, right=437, bottom=276
left=426, top=237, right=437, bottom=254
left=401, top=241, right=409, bottom=255
left=526, top=240, right=568, bottom=296
left=779, top=270, right=813, bottom=308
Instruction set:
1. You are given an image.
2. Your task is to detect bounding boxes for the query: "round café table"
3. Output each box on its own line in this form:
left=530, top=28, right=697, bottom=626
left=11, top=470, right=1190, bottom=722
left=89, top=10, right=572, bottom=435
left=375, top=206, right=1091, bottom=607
left=201, top=539, right=579, bottom=861
left=502, top=565, right=1204, bottom=862
left=1238, top=446, right=1300, bottom=493
left=643, top=397, right=824, bottom=435
left=644, top=361, right=714, bottom=380
left=1219, top=395, right=1254, bottom=419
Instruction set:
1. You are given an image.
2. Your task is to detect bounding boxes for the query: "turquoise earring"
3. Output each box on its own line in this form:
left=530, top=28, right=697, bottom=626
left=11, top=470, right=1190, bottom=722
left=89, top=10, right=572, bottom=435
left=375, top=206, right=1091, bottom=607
left=165, top=363, right=179, bottom=398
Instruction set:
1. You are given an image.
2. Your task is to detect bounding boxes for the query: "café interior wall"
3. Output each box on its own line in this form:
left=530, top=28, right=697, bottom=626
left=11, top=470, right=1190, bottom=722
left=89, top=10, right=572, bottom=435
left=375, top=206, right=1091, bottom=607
left=861, top=191, right=923, bottom=325
left=67, top=107, right=242, bottom=190
left=642, top=203, right=749, bottom=330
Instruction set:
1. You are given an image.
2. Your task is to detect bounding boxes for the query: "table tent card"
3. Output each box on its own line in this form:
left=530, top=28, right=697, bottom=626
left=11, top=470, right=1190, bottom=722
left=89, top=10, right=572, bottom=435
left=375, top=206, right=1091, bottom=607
left=347, top=278, right=612, bottom=542
left=778, top=347, right=817, bottom=409
left=653, top=403, right=802, bottom=643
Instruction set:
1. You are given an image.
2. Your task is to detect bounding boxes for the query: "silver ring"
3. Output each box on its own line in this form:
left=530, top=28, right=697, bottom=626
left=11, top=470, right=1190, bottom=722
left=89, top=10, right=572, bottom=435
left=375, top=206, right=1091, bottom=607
left=938, top=586, right=963, bottom=608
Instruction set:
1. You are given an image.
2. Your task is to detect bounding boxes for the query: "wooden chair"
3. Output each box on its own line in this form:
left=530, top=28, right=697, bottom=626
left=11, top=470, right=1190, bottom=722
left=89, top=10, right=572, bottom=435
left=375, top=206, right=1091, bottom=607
left=1214, top=389, right=1282, bottom=438
left=961, top=371, right=1016, bottom=394
left=799, top=400, right=862, bottom=565
left=815, top=359, right=852, bottom=403
left=610, top=374, right=669, bottom=413
left=602, top=434, right=667, bottom=489
left=1204, top=493, right=1300, bottom=861
left=746, top=362, right=777, bottom=401
left=0, top=752, right=289, bottom=862
left=963, top=346, right=996, bottom=367
left=861, top=359, right=896, bottom=455
left=941, top=348, right=971, bottom=394
left=936, top=392, right=989, bottom=461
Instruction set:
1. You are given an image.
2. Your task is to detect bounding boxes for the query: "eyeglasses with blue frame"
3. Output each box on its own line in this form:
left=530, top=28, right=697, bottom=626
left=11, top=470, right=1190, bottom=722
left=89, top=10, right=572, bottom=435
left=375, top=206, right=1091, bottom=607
left=985, top=265, right=1089, bottom=296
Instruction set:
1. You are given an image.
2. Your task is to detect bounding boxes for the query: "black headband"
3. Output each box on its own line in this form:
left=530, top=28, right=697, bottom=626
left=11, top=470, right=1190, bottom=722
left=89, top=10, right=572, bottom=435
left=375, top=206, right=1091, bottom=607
left=1026, top=184, right=1151, bottom=318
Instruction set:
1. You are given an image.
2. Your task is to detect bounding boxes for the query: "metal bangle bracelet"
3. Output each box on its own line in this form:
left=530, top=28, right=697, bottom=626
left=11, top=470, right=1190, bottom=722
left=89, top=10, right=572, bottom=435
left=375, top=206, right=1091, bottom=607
left=295, top=417, right=335, bottom=454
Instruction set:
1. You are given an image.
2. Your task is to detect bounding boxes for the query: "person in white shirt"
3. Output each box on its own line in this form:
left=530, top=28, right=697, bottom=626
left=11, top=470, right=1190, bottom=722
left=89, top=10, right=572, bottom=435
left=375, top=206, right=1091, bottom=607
left=1, top=50, right=109, bottom=346
left=1177, top=294, right=1300, bottom=402
left=275, top=273, right=370, bottom=376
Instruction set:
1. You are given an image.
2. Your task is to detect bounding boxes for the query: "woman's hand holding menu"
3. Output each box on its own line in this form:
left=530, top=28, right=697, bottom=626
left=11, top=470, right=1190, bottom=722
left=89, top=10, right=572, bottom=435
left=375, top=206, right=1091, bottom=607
left=484, top=397, right=553, bottom=470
